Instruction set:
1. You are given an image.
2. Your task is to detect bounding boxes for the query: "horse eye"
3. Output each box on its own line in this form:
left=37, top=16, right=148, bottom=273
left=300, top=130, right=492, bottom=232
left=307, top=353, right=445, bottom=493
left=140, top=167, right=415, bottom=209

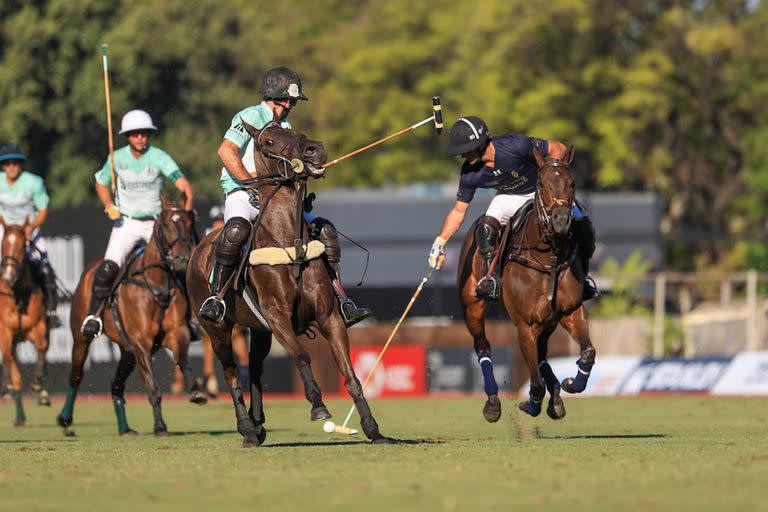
left=265, top=139, right=274, bottom=146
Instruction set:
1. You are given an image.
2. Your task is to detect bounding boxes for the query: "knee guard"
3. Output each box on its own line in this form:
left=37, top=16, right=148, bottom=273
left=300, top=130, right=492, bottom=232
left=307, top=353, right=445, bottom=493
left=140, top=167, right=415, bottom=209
left=475, top=216, right=501, bottom=261
left=93, top=260, right=120, bottom=299
left=310, top=217, right=340, bottom=263
left=215, top=217, right=252, bottom=267
left=573, top=216, right=596, bottom=261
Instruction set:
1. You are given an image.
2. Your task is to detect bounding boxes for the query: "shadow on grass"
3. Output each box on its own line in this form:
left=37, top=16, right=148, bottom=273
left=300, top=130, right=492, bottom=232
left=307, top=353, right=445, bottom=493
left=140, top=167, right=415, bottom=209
left=544, top=433, right=668, bottom=440
left=264, top=438, right=446, bottom=448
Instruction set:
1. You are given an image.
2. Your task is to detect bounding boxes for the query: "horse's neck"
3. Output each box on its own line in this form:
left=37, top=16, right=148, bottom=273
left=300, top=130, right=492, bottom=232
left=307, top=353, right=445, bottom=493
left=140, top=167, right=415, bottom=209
left=257, top=185, right=303, bottom=245
left=139, top=236, right=167, bottom=283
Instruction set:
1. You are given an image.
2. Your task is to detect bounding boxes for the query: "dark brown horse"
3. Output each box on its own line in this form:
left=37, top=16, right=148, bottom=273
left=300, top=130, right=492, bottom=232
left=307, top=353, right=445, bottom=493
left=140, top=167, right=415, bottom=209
left=0, top=219, right=50, bottom=425
left=187, top=121, right=388, bottom=447
left=458, top=147, right=596, bottom=422
left=57, top=195, right=204, bottom=436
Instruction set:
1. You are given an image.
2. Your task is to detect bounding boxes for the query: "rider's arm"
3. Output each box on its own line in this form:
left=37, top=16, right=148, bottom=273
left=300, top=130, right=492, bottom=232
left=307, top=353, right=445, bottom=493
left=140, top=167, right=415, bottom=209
left=218, top=139, right=252, bottom=182
left=29, top=208, right=47, bottom=232
left=437, top=200, right=470, bottom=243
left=173, top=177, right=194, bottom=211
left=95, top=181, right=114, bottom=210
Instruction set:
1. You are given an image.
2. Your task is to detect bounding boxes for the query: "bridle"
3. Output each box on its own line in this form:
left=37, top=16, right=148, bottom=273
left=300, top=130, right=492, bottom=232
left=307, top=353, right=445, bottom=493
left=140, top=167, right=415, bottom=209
left=1, top=225, right=28, bottom=287
left=534, top=160, right=574, bottom=239
left=153, top=206, right=198, bottom=273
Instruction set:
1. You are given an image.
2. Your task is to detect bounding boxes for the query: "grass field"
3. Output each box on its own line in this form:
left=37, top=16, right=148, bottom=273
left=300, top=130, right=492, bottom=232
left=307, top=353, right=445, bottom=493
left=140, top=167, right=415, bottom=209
left=1, top=394, right=767, bottom=511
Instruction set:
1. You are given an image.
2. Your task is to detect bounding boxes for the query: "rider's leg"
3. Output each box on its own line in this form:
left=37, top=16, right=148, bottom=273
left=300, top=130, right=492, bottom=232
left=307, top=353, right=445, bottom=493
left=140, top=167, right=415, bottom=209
left=572, top=205, right=600, bottom=301
left=309, top=217, right=372, bottom=327
left=198, top=216, right=252, bottom=323
left=474, top=216, right=502, bottom=301
left=27, top=233, right=61, bottom=327
left=81, top=259, right=120, bottom=338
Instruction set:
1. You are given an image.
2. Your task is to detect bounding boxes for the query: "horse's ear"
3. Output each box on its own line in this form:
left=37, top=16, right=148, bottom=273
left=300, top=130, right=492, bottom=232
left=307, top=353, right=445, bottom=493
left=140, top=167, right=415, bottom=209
left=0, top=216, right=6, bottom=230
left=22, top=216, right=29, bottom=229
left=533, top=144, right=547, bottom=168
left=160, top=193, right=170, bottom=209
left=565, top=145, right=575, bottom=165
left=178, top=190, right=187, bottom=208
left=241, top=118, right=260, bottom=140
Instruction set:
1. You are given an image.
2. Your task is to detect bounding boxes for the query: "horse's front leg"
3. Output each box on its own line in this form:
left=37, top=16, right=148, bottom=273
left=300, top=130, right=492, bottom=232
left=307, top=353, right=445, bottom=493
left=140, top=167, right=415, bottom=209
left=165, top=324, right=207, bottom=405
left=317, top=313, right=389, bottom=443
left=133, top=340, right=168, bottom=436
left=559, top=306, right=596, bottom=393
left=28, top=318, right=51, bottom=406
left=111, top=345, right=138, bottom=436
left=247, top=330, right=272, bottom=429
left=1, top=328, right=24, bottom=426
left=57, top=329, right=91, bottom=432
left=535, top=322, right=565, bottom=420
left=516, top=324, right=546, bottom=417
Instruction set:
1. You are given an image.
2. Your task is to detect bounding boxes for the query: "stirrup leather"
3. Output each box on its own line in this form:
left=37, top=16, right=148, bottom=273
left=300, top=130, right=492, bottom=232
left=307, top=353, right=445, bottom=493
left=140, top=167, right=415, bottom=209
left=81, top=315, right=103, bottom=337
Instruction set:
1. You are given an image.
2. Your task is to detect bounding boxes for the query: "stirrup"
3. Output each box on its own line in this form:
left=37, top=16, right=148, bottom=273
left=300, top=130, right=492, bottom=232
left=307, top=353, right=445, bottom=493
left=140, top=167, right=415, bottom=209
left=81, top=315, right=103, bottom=338
left=199, top=296, right=226, bottom=323
left=475, top=276, right=500, bottom=301
left=583, top=276, right=601, bottom=301
left=340, top=299, right=372, bottom=327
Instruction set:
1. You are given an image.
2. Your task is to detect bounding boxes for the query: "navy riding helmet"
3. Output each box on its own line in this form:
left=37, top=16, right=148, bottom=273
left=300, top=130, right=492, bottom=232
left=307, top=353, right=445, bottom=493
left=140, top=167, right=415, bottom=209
left=443, top=116, right=490, bottom=156
left=0, top=144, right=26, bottom=163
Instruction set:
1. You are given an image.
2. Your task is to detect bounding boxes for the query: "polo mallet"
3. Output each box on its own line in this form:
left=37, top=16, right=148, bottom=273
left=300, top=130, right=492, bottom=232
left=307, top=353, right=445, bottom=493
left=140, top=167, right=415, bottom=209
left=322, top=96, right=444, bottom=169
left=322, top=268, right=435, bottom=435
left=101, top=43, right=116, bottom=193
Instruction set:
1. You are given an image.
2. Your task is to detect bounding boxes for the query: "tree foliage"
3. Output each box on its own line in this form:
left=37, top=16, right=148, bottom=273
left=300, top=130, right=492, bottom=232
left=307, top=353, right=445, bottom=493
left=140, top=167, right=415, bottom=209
left=1, top=0, right=767, bottom=269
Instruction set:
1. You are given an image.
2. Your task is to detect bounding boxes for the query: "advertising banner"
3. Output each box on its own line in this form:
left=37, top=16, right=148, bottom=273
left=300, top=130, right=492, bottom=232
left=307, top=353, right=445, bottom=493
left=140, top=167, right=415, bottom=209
left=345, top=345, right=426, bottom=397
left=618, top=357, right=732, bottom=395
left=711, top=351, right=768, bottom=395
left=427, top=347, right=513, bottom=393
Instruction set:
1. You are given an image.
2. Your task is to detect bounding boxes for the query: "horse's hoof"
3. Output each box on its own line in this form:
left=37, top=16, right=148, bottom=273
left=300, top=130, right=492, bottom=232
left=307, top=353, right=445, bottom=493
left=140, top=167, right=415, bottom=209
left=242, top=427, right=264, bottom=448
left=546, top=395, right=566, bottom=420
left=310, top=406, right=332, bottom=422
left=189, top=392, right=208, bottom=405
left=483, top=395, right=502, bottom=423
left=56, top=414, right=72, bottom=428
left=371, top=436, right=394, bottom=445
left=120, top=428, right=138, bottom=437
left=14, top=418, right=25, bottom=427
left=518, top=401, right=542, bottom=417
left=154, top=428, right=169, bottom=437
left=561, top=377, right=575, bottom=393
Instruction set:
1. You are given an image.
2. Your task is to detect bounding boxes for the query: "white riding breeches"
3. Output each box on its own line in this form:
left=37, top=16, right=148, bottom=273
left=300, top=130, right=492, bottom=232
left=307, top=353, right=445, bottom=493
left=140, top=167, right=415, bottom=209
left=224, top=189, right=317, bottom=224
left=104, top=216, right=155, bottom=266
left=485, top=193, right=585, bottom=225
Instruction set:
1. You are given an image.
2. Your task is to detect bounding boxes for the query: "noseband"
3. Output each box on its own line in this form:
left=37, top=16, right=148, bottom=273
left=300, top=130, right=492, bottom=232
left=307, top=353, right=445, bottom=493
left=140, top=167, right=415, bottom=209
left=535, top=160, right=573, bottom=236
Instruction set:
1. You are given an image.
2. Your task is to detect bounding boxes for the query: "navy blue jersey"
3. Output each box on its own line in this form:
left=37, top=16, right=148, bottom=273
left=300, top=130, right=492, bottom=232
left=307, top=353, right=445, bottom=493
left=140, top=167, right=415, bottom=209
left=456, top=133, right=548, bottom=203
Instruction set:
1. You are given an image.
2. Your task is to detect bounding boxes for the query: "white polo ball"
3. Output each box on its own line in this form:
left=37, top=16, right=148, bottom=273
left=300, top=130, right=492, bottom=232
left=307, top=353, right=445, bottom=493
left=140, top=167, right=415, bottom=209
left=323, top=420, right=335, bottom=433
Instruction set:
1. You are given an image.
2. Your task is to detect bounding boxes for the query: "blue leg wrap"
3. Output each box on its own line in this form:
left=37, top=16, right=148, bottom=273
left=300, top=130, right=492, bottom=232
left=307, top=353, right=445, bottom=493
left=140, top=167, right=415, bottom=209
left=523, top=387, right=545, bottom=416
left=539, top=360, right=560, bottom=394
left=570, top=358, right=593, bottom=393
left=478, top=352, right=498, bottom=396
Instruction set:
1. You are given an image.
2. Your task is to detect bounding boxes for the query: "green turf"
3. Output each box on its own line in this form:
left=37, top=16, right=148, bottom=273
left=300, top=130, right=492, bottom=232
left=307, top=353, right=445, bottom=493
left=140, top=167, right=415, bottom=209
left=1, top=394, right=766, bottom=511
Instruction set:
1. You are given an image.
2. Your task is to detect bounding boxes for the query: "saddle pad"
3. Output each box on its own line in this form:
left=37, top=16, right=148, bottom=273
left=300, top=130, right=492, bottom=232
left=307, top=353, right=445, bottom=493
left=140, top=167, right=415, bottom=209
left=248, top=240, right=325, bottom=266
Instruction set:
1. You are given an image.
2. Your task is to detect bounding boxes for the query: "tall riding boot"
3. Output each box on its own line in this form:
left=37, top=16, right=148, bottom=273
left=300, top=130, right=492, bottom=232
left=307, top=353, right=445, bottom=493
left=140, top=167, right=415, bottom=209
left=199, top=217, right=251, bottom=324
left=81, top=260, right=120, bottom=339
left=573, top=216, right=600, bottom=301
left=38, top=261, right=62, bottom=328
left=311, top=217, right=372, bottom=327
left=475, top=216, right=502, bottom=301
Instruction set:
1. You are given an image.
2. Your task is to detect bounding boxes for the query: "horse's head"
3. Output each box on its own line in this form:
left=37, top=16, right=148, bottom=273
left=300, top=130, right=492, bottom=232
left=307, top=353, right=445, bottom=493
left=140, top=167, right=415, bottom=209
left=155, top=194, right=197, bottom=274
left=0, top=217, right=27, bottom=288
left=242, top=120, right=327, bottom=180
left=533, top=145, right=576, bottom=238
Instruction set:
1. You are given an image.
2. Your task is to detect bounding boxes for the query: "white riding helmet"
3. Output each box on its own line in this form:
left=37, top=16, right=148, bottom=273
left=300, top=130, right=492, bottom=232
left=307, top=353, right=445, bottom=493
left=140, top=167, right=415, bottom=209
left=119, top=109, right=158, bottom=134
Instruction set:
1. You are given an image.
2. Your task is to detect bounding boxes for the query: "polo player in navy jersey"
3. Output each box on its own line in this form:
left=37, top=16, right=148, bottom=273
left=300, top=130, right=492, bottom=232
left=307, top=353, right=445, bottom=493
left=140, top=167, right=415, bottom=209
left=427, top=116, right=599, bottom=302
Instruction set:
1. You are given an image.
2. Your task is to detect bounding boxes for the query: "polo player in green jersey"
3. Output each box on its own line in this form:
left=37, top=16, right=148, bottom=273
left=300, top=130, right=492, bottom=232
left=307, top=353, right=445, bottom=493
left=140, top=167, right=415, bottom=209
left=80, top=109, right=194, bottom=338
left=0, top=144, right=62, bottom=327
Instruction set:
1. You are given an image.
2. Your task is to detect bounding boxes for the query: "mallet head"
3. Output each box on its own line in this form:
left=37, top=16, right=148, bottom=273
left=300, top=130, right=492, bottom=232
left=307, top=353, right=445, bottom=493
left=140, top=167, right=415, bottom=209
left=432, top=96, right=444, bottom=135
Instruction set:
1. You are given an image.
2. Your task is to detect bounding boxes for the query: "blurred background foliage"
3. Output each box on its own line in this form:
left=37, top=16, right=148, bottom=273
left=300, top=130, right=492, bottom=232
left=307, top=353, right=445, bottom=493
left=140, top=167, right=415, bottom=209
left=1, top=0, right=767, bottom=270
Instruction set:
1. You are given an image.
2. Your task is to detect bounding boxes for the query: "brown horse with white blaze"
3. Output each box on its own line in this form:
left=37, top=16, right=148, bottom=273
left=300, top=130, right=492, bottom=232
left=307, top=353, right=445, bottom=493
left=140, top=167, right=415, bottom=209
left=0, top=218, right=51, bottom=425
left=57, top=195, right=204, bottom=436
left=458, top=146, right=596, bottom=422
left=187, top=121, right=389, bottom=447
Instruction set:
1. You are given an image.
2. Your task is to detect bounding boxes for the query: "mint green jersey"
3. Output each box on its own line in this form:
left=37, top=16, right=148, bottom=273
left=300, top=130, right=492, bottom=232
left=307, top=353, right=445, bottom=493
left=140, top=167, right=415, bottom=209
left=95, top=145, right=183, bottom=218
left=219, top=101, right=291, bottom=194
left=0, top=171, right=50, bottom=225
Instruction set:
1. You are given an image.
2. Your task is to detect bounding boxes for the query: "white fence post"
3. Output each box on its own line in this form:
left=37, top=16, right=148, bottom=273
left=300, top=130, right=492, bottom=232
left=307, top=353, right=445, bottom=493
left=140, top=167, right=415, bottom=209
left=653, top=273, right=666, bottom=357
left=747, top=270, right=758, bottom=351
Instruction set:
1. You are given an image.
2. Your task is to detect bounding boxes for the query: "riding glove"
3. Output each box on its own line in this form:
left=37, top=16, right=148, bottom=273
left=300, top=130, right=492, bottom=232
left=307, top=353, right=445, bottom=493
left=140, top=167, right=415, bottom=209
left=428, top=236, right=447, bottom=270
left=104, top=204, right=121, bottom=220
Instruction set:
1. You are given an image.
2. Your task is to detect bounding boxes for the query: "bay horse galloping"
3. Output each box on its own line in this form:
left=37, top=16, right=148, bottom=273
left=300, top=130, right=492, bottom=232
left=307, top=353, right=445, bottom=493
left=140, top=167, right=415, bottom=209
left=57, top=195, right=204, bottom=436
left=187, top=121, right=389, bottom=447
left=458, top=147, right=596, bottom=422
left=0, top=219, right=50, bottom=426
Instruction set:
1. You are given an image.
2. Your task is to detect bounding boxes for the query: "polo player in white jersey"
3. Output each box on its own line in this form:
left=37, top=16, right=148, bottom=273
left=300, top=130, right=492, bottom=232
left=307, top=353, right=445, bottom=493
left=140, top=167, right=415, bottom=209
left=80, top=110, right=194, bottom=338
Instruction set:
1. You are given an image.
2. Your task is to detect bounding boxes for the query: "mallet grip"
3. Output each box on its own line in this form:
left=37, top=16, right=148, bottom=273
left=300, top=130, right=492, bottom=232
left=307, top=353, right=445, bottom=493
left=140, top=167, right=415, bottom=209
left=432, top=96, right=444, bottom=134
